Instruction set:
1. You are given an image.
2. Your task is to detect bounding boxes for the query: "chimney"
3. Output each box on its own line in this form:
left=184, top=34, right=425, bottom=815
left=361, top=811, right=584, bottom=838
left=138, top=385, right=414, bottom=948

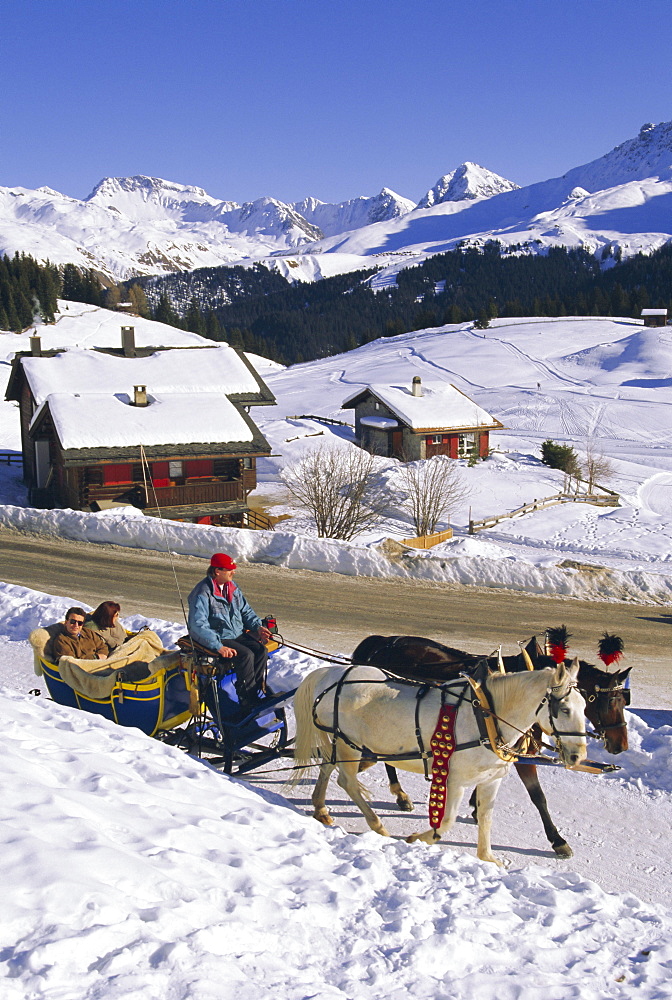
left=121, top=325, right=136, bottom=357
left=412, top=376, right=422, bottom=397
left=29, top=334, right=42, bottom=357
left=133, top=384, right=148, bottom=407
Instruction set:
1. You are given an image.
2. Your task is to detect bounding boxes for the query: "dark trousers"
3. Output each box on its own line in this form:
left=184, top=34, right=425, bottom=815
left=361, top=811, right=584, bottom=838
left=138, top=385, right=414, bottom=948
left=223, top=635, right=267, bottom=705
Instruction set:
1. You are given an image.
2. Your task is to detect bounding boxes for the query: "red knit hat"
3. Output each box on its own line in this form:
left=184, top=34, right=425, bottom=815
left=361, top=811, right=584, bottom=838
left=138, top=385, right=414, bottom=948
left=210, top=553, right=237, bottom=570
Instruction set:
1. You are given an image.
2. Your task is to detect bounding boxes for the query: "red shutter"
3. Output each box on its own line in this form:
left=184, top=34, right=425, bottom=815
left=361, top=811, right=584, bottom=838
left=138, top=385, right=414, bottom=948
left=186, top=459, right=213, bottom=479
left=152, top=461, right=169, bottom=487
left=103, top=464, right=133, bottom=485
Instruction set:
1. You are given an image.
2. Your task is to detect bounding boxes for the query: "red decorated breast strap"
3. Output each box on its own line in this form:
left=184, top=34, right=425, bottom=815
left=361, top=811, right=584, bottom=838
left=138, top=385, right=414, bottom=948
left=428, top=704, right=458, bottom=830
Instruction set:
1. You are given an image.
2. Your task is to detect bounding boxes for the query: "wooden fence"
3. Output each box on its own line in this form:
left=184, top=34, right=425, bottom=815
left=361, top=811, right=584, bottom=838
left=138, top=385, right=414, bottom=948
left=469, top=484, right=620, bottom=534
left=0, top=452, right=22, bottom=466
left=400, top=527, right=453, bottom=548
left=286, top=414, right=354, bottom=427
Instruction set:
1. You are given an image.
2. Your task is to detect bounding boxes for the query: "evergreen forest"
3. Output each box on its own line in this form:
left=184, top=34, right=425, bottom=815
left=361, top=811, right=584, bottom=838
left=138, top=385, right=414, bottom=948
left=137, top=242, right=672, bottom=363
left=5, top=242, right=672, bottom=367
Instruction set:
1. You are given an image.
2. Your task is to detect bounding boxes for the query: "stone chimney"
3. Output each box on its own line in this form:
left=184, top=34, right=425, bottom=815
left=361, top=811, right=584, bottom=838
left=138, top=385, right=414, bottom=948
left=29, top=334, right=42, bottom=357
left=121, top=325, right=136, bottom=357
left=412, top=376, right=422, bottom=397
left=133, top=384, right=148, bottom=407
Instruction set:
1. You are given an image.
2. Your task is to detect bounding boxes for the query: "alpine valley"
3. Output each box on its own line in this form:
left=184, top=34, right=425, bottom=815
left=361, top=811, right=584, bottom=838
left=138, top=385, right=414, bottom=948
left=3, top=120, right=672, bottom=285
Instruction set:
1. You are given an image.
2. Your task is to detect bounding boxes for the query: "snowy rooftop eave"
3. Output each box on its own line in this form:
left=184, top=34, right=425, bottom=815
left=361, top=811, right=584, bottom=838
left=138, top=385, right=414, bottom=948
left=30, top=391, right=272, bottom=460
left=342, top=382, right=503, bottom=432
left=17, top=345, right=275, bottom=408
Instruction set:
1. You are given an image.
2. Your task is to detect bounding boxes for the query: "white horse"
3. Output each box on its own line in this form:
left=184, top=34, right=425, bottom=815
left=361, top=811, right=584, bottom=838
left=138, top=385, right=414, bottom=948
left=292, top=661, right=586, bottom=865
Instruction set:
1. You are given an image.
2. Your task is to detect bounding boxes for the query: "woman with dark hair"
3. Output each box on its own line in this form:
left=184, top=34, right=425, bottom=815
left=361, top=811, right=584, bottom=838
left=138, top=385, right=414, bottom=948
left=84, top=601, right=128, bottom=654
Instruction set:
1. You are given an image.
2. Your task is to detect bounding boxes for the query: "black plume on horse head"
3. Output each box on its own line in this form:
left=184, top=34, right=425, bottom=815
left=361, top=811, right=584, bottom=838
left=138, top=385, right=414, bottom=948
left=546, top=625, right=571, bottom=664
left=598, top=632, right=624, bottom=666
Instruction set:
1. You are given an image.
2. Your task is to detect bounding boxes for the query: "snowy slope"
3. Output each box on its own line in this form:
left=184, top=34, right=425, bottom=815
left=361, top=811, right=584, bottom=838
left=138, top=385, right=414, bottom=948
left=3, top=308, right=672, bottom=606
left=0, top=580, right=671, bottom=1000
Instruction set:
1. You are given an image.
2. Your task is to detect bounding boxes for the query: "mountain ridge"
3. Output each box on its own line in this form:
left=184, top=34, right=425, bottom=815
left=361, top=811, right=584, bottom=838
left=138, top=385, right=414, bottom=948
left=3, top=120, right=672, bottom=281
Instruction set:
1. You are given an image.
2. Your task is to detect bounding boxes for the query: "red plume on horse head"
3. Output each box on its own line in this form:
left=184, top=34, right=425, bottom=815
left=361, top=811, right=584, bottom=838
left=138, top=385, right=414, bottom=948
left=598, top=632, right=624, bottom=667
left=546, top=625, right=571, bottom=664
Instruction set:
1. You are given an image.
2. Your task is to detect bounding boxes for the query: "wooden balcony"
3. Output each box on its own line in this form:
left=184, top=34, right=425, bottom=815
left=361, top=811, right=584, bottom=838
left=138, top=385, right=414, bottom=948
left=82, top=477, right=244, bottom=509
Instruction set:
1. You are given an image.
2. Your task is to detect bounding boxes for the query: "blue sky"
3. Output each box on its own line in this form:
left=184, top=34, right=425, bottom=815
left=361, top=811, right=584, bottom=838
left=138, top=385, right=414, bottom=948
left=2, top=0, right=672, bottom=205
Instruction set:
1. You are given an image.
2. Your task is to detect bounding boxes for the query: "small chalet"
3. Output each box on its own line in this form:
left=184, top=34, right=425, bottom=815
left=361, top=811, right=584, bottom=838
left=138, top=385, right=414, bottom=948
left=5, top=328, right=276, bottom=527
left=342, top=377, right=503, bottom=460
left=641, top=308, right=668, bottom=328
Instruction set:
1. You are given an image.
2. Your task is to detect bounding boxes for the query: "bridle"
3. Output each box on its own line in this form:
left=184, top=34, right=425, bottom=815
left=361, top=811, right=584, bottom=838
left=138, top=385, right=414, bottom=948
left=579, top=680, right=628, bottom=739
left=536, top=678, right=587, bottom=757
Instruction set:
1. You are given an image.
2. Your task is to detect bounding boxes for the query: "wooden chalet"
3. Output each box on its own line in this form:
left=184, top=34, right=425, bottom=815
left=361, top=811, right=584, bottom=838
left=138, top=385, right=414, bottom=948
left=342, top=376, right=503, bottom=460
left=5, top=328, right=276, bottom=527
left=641, top=308, right=668, bottom=328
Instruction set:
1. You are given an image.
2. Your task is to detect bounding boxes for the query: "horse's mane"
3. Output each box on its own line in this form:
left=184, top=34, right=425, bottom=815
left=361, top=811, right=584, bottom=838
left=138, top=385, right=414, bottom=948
left=578, top=660, right=632, bottom=685
left=487, top=667, right=553, bottom=718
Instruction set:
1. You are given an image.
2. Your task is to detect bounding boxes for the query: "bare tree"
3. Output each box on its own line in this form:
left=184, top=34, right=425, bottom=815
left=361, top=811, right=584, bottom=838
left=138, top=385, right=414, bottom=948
left=583, top=445, right=615, bottom=493
left=396, top=455, right=470, bottom=537
left=281, top=445, right=390, bottom=540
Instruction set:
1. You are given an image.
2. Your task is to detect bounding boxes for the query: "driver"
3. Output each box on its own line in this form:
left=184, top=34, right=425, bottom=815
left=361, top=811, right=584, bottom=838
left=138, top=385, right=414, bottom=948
left=187, top=553, right=272, bottom=714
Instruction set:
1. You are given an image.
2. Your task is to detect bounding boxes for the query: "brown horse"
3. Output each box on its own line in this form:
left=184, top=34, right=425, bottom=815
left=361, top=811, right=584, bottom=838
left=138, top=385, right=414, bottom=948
left=351, top=629, right=631, bottom=858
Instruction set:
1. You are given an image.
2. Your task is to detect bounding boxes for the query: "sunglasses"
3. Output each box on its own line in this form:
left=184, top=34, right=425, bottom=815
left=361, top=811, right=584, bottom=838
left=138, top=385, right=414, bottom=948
left=67, top=619, right=85, bottom=626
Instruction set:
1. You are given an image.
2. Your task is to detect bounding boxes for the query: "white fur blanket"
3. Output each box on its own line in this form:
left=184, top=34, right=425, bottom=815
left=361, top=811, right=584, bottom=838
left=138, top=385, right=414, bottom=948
left=29, top=627, right=171, bottom=700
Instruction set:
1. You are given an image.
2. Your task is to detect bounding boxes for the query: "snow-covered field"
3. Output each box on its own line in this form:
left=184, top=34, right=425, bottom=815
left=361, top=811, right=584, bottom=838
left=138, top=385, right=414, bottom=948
left=1, top=581, right=672, bottom=999
left=2, top=304, right=672, bottom=997
left=3, top=306, right=672, bottom=605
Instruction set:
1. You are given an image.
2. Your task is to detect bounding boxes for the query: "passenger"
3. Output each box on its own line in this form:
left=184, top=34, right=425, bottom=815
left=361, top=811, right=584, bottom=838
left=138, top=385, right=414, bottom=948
left=85, top=601, right=128, bottom=655
left=52, top=607, right=108, bottom=661
left=187, top=553, right=273, bottom=714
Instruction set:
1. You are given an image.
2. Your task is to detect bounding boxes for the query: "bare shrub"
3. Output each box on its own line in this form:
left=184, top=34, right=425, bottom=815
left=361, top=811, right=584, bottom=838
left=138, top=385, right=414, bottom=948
left=396, top=455, right=470, bottom=537
left=583, top=445, right=615, bottom=492
left=281, top=445, right=390, bottom=540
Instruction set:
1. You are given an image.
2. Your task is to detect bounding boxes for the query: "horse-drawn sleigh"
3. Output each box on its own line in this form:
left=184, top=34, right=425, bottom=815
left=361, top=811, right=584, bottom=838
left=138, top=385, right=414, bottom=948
left=29, top=622, right=297, bottom=775
left=28, top=618, right=628, bottom=863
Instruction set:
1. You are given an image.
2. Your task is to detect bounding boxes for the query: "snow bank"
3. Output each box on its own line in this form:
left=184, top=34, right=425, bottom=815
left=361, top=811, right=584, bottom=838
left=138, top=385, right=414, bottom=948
left=3, top=502, right=672, bottom=605
left=2, top=685, right=671, bottom=1000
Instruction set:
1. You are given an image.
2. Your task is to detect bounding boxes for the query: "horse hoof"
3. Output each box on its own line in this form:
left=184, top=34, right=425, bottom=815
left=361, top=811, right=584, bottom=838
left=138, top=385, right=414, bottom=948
left=553, top=842, right=573, bottom=858
left=397, top=797, right=414, bottom=813
left=314, top=813, right=334, bottom=827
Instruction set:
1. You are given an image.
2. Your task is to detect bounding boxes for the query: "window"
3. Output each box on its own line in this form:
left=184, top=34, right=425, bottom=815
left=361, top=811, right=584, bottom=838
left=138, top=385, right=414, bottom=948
left=458, top=433, right=476, bottom=458
left=431, top=435, right=442, bottom=444
left=374, top=401, right=380, bottom=411
left=169, top=461, right=183, bottom=478
left=243, top=457, right=253, bottom=470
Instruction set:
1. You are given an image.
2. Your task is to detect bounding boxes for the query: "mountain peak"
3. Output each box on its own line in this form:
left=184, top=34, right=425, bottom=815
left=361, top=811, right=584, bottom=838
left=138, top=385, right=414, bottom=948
left=85, top=175, right=220, bottom=205
left=417, top=162, right=520, bottom=208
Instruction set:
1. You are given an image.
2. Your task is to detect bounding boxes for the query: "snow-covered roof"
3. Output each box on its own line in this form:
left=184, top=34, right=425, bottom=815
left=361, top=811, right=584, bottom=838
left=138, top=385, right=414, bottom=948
left=360, top=415, right=399, bottom=430
left=38, top=392, right=254, bottom=450
left=21, top=345, right=264, bottom=407
left=641, top=308, right=668, bottom=316
left=342, top=382, right=501, bottom=431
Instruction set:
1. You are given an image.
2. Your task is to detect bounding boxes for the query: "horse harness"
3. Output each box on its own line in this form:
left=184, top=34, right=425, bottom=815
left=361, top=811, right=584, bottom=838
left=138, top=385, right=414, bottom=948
left=311, top=663, right=583, bottom=778
left=578, top=678, right=628, bottom=739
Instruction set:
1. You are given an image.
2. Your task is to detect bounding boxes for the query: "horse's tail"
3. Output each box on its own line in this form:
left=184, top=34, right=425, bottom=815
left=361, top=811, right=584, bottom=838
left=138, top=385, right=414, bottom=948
left=288, top=667, right=333, bottom=789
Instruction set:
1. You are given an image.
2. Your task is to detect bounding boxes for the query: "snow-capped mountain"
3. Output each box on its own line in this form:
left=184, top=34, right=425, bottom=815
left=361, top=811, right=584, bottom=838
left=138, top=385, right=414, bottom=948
left=4, top=120, right=672, bottom=283
left=417, top=162, right=519, bottom=208
left=292, top=188, right=415, bottom=238
left=297, top=121, right=672, bottom=282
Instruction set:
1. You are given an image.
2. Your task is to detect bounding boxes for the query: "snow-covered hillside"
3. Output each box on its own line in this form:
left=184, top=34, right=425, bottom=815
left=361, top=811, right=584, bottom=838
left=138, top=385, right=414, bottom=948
left=2, top=306, right=672, bottom=606
left=6, top=121, right=672, bottom=282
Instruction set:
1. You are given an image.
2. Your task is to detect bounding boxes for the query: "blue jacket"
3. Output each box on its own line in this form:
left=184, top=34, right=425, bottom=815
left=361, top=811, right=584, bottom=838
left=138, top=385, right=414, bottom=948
left=187, top=576, right=262, bottom=652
